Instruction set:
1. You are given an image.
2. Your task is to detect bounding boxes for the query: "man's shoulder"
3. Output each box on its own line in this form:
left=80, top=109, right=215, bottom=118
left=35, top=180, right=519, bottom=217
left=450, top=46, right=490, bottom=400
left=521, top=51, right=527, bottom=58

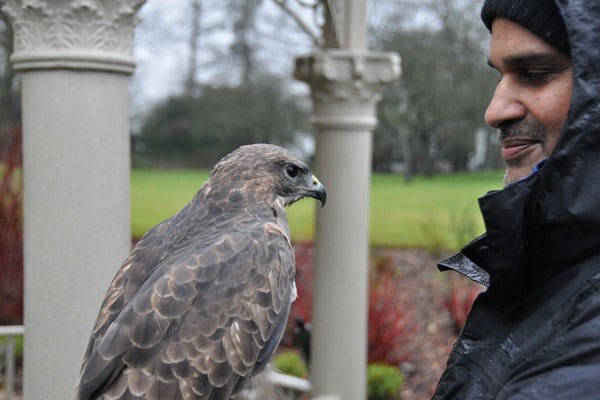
left=499, top=271, right=600, bottom=398
left=433, top=267, right=600, bottom=399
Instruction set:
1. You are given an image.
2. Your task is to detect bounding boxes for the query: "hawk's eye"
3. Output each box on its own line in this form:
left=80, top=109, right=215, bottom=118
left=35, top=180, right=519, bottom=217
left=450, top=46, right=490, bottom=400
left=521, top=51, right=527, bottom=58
left=286, top=165, right=300, bottom=178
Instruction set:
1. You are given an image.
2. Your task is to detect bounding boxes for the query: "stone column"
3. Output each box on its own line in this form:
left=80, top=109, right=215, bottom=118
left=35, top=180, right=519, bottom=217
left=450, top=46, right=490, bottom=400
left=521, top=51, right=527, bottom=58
left=295, top=50, right=400, bottom=399
left=0, top=1, right=145, bottom=398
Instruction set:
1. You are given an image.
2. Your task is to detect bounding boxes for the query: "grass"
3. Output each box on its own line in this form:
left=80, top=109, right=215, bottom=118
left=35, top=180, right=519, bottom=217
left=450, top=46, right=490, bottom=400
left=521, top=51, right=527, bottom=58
left=131, top=169, right=210, bottom=238
left=369, top=171, right=502, bottom=249
left=131, top=169, right=504, bottom=249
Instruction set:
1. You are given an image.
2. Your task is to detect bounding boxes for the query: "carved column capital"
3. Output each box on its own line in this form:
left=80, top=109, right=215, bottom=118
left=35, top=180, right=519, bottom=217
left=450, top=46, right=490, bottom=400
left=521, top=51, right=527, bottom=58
left=1, top=0, right=146, bottom=74
left=295, top=49, right=401, bottom=131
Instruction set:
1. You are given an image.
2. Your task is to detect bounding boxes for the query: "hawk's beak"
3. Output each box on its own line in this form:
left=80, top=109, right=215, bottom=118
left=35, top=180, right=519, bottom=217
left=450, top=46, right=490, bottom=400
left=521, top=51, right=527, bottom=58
left=309, top=175, right=327, bottom=207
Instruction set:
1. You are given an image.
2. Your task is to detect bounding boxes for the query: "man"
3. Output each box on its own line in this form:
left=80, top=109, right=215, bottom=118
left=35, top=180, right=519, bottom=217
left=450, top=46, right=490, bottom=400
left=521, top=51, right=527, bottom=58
left=434, top=0, right=600, bottom=398
left=484, top=4, right=572, bottom=186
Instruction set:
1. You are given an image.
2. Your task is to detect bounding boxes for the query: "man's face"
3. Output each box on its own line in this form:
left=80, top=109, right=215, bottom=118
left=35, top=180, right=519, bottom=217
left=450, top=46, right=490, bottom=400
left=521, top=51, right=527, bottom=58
left=486, top=18, right=573, bottom=185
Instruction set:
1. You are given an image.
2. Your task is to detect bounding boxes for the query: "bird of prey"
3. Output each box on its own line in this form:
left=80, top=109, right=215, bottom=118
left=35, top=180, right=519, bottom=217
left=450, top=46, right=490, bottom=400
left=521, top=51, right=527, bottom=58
left=74, top=144, right=326, bottom=400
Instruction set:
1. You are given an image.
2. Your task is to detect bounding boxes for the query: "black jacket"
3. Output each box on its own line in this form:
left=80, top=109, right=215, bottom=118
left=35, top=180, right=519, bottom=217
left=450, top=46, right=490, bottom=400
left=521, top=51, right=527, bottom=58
left=433, top=1, right=600, bottom=398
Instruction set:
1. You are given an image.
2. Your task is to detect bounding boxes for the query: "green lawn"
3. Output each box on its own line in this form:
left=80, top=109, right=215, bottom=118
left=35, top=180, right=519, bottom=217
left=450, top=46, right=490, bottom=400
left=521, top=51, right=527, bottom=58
left=131, top=169, right=504, bottom=249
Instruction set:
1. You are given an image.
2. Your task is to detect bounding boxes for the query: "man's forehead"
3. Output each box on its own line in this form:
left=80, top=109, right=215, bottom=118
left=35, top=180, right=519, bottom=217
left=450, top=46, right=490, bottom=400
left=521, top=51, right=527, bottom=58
left=488, top=18, right=568, bottom=66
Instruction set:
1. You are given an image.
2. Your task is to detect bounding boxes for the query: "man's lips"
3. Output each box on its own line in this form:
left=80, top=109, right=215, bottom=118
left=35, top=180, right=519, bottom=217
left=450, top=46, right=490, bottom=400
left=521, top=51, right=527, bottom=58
left=501, top=138, right=540, bottom=160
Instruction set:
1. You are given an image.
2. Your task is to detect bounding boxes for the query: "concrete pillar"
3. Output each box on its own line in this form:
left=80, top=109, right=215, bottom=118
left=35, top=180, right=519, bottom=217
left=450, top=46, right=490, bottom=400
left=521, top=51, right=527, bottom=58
left=295, top=48, right=400, bottom=400
left=1, top=1, right=145, bottom=398
left=295, top=2, right=400, bottom=398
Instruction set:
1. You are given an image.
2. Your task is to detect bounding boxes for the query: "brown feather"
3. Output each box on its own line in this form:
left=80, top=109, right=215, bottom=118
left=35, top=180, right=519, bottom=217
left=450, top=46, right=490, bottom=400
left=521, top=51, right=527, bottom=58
left=73, top=144, right=326, bottom=400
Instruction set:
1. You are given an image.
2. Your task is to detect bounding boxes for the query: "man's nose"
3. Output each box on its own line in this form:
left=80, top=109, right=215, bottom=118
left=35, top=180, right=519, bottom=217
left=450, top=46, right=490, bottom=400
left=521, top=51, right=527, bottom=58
left=484, top=80, right=527, bottom=129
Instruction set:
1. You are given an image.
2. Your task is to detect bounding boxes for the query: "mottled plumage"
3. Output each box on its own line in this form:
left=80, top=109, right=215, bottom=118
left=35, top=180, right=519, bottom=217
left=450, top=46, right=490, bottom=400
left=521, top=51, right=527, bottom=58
left=74, top=144, right=326, bottom=400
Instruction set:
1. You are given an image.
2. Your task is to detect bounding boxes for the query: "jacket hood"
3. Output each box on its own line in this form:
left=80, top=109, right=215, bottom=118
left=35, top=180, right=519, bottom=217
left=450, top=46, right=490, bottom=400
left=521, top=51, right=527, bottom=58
left=440, top=0, right=600, bottom=299
left=526, top=0, right=600, bottom=286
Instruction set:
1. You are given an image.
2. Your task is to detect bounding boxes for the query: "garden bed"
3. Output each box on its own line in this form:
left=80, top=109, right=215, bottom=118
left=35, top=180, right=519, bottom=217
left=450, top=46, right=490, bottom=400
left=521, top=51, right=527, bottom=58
left=283, top=244, right=483, bottom=400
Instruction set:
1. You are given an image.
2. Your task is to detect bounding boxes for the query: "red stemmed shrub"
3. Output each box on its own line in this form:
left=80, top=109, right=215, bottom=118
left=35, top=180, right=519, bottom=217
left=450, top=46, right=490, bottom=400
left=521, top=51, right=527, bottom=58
left=444, top=274, right=482, bottom=333
left=368, top=255, right=414, bottom=366
left=285, top=245, right=415, bottom=367
left=0, top=124, right=23, bottom=325
left=290, top=242, right=314, bottom=325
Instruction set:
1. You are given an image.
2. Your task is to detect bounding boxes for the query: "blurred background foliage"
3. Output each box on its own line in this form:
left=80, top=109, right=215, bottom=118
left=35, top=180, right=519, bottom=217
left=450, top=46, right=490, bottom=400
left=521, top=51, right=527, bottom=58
left=134, top=75, right=309, bottom=167
left=0, top=0, right=499, bottom=175
left=126, top=0, right=498, bottom=174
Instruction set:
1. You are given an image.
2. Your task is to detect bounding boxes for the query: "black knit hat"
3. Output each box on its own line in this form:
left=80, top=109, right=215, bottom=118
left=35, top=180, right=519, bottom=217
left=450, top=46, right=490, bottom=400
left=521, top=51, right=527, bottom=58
left=481, top=0, right=570, bottom=56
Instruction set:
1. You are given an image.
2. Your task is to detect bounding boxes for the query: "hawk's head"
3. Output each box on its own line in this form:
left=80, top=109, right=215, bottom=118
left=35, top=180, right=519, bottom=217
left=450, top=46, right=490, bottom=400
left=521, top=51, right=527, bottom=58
left=210, top=143, right=326, bottom=208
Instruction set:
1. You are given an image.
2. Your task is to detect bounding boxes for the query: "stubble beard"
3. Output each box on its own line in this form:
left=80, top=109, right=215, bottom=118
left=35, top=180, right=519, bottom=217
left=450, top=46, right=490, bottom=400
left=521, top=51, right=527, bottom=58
left=499, top=120, right=549, bottom=186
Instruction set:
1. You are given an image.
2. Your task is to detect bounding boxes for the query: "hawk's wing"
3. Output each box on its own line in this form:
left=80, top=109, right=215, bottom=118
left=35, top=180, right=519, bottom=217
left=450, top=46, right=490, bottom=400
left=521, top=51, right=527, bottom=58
left=76, top=220, right=295, bottom=400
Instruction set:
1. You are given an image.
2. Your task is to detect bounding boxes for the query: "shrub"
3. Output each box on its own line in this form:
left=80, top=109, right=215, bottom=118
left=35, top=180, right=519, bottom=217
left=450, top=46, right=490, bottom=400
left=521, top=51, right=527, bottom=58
left=444, top=274, right=483, bottom=333
left=368, top=255, right=414, bottom=366
left=367, top=363, right=404, bottom=400
left=282, top=242, right=314, bottom=349
left=273, top=351, right=308, bottom=378
left=419, top=205, right=482, bottom=253
left=0, top=124, right=23, bottom=325
left=285, top=246, right=416, bottom=368
left=448, top=203, right=480, bottom=249
left=418, top=212, right=448, bottom=255
left=290, top=243, right=313, bottom=325
left=0, top=335, right=24, bottom=361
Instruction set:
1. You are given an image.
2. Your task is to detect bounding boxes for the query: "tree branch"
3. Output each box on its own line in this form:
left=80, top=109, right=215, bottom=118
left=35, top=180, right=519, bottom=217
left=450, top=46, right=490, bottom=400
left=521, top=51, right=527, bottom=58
left=272, top=0, right=321, bottom=48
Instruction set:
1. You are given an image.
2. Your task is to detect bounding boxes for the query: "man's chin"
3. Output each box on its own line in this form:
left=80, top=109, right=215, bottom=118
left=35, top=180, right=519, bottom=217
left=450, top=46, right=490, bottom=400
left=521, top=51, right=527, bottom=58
left=504, top=166, right=535, bottom=186
left=502, top=144, right=550, bottom=186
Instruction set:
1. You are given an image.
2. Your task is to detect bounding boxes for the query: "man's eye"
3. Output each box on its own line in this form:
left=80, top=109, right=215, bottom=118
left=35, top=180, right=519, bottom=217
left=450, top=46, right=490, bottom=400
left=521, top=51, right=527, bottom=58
left=519, top=68, right=565, bottom=86
left=519, top=70, right=552, bottom=85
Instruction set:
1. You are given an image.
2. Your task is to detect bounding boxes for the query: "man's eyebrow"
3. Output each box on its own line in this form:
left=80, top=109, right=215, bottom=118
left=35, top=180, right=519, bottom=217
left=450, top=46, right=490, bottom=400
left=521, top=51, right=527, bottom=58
left=488, top=52, right=570, bottom=70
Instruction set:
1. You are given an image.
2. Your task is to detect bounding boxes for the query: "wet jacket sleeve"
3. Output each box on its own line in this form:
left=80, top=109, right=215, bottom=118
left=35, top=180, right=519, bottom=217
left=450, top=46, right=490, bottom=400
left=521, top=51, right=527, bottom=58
left=498, top=280, right=600, bottom=400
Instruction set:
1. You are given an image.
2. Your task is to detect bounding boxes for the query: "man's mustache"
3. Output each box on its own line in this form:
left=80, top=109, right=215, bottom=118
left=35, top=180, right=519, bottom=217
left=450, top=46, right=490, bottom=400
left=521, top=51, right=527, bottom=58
left=499, top=120, right=548, bottom=141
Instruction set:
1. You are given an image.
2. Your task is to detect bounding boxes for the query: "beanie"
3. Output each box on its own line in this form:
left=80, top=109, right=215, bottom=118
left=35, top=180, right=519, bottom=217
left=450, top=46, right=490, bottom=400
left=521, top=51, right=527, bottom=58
left=481, top=0, right=570, bottom=56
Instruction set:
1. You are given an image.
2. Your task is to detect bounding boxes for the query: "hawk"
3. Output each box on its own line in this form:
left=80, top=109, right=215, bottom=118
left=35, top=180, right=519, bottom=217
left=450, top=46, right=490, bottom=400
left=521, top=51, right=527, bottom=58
left=74, top=144, right=326, bottom=400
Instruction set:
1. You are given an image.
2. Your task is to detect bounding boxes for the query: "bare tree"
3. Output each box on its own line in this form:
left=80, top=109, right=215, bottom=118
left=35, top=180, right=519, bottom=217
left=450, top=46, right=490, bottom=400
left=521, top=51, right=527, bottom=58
left=373, top=0, right=495, bottom=176
left=184, top=0, right=202, bottom=96
left=272, top=0, right=321, bottom=47
left=227, top=0, right=263, bottom=82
